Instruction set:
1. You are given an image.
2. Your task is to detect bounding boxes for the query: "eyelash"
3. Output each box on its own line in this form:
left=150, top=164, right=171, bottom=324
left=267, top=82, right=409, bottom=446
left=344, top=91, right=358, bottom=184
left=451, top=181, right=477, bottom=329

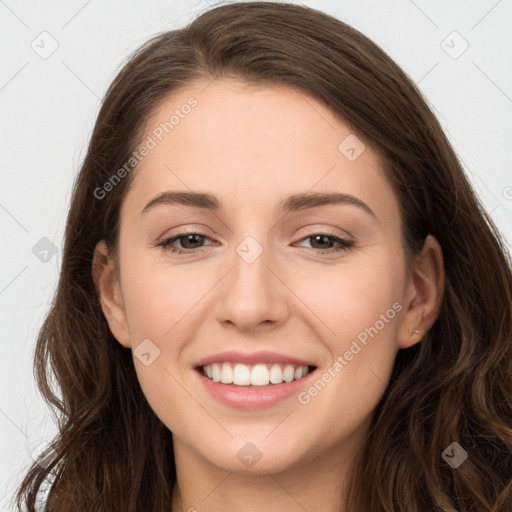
left=156, top=230, right=355, bottom=255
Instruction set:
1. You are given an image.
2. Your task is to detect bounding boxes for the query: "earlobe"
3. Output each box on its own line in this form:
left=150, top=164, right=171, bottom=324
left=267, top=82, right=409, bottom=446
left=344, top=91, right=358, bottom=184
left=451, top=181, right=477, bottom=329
left=92, top=240, right=131, bottom=348
left=398, top=235, right=445, bottom=349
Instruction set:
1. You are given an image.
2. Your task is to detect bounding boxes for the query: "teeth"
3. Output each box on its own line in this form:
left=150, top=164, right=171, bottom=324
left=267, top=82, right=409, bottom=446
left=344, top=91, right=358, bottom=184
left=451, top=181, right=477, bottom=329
left=202, top=362, right=311, bottom=386
left=269, top=364, right=282, bottom=384
left=251, top=364, right=269, bottom=386
left=220, top=363, right=233, bottom=384
left=282, top=365, right=295, bottom=383
left=212, top=363, right=221, bottom=382
left=233, top=363, right=251, bottom=385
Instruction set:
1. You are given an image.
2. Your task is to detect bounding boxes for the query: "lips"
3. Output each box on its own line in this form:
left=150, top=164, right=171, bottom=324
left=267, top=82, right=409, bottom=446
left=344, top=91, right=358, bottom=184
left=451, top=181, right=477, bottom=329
left=194, top=349, right=317, bottom=368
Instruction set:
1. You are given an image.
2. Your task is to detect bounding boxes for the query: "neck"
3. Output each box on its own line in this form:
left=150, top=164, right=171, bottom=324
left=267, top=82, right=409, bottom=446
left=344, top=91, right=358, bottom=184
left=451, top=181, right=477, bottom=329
left=170, top=416, right=371, bottom=512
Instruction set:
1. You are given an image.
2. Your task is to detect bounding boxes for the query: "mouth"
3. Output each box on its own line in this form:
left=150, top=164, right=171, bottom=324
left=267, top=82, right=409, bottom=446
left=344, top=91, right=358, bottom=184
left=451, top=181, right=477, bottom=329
left=195, top=362, right=317, bottom=388
left=192, top=350, right=319, bottom=409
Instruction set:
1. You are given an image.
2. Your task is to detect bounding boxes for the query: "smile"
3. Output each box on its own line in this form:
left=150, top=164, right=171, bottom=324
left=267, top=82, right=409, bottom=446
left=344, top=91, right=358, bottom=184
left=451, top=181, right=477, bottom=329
left=195, top=363, right=318, bottom=410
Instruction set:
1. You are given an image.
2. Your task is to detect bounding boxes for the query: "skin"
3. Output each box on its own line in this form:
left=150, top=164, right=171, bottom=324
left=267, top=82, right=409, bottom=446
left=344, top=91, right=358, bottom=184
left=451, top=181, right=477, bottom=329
left=93, top=77, right=444, bottom=512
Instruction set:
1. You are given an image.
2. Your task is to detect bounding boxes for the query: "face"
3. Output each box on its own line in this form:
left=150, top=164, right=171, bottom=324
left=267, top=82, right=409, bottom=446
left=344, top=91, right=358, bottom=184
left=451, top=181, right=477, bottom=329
left=96, top=77, right=440, bottom=476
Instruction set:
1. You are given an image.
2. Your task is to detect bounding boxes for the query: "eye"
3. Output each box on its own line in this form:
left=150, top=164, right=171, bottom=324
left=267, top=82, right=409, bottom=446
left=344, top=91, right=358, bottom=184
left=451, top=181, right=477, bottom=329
left=156, top=230, right=354, bottom=255
left=295, top=233, right=354, bottom=253
left=156, top=231, right=214, bottom=254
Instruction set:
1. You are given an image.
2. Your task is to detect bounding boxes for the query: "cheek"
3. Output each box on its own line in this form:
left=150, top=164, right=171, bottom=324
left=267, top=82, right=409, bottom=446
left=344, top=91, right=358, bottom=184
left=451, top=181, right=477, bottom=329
left=120, top=254, right=203, bottom=341
left=290, top=251, right=403, bottom=416
left=119, top=255, right=197, bottom=432
left=291, top=249, right=404, bottom=343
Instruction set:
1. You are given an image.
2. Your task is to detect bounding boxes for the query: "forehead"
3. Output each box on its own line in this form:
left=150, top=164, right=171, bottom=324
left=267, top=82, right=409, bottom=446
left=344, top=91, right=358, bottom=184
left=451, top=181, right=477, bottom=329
left=122, top=78, right=399, bottom=227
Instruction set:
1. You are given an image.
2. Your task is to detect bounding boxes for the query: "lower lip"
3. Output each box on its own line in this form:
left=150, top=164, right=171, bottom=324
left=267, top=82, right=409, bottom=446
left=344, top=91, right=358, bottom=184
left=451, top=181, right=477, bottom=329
left=195, top=368, right=317, bottom=410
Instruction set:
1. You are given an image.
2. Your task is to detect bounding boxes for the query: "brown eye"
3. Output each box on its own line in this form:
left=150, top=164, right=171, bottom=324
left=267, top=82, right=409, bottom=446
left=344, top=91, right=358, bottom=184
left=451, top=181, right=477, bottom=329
left=175, top=233, right=206, bottom=250
left=157, top=231, right=213, bottom=254
left=309, top=234, right=336, bottom=250
left=297, top=233, right=354, bottom=253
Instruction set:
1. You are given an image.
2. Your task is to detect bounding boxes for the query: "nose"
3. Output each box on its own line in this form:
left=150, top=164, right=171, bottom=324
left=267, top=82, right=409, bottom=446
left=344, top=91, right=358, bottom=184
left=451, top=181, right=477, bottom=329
left=215, top=239, right=289, bottom=332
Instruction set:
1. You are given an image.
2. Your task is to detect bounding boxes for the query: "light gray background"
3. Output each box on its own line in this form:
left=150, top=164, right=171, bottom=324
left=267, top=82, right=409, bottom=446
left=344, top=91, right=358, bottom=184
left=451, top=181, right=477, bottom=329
left=1, top=0, right=511, bottom=509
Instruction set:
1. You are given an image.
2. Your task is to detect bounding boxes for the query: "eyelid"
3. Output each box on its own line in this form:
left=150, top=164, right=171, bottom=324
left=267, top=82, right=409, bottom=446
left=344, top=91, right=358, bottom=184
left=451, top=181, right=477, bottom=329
left=293, top=225, right=353, bottom=240
left=157, top=225, right=216, bottom=241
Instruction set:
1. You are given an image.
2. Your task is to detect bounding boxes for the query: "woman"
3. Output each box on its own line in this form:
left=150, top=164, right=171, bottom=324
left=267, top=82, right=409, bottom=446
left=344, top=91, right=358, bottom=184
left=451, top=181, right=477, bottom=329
left=14, top=2, right=512, bottom=511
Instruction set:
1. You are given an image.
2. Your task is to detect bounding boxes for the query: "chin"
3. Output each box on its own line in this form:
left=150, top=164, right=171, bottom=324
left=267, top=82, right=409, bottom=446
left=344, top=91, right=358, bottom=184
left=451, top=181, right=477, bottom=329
left=200, top=436, right=309, bottom=475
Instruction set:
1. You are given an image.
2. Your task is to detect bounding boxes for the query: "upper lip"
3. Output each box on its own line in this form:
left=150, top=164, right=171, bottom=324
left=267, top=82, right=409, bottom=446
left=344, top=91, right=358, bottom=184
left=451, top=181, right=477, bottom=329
left=194, top=350, right=317, bottom=368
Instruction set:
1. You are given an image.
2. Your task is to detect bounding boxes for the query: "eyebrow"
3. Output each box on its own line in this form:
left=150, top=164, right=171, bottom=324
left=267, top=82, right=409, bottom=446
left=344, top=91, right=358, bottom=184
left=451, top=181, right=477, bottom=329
left=141, top=191, right=376, bottom=218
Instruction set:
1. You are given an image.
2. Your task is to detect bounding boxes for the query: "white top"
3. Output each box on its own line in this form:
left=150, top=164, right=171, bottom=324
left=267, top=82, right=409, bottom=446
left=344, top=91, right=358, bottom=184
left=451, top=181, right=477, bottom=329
left=35, top=462, right=60, bottom=512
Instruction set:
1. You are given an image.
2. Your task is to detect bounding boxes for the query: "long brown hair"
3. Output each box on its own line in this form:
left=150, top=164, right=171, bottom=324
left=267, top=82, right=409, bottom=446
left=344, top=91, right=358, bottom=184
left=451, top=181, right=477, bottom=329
left=13, top=2, right=512, bottom=510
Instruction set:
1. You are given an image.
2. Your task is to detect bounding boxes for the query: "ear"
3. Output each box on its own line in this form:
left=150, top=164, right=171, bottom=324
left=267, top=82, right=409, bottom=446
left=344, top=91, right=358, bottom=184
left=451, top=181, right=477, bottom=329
left=92, top=240, right=131, bottom=348
left=398, top=234, right=445, bottom=349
